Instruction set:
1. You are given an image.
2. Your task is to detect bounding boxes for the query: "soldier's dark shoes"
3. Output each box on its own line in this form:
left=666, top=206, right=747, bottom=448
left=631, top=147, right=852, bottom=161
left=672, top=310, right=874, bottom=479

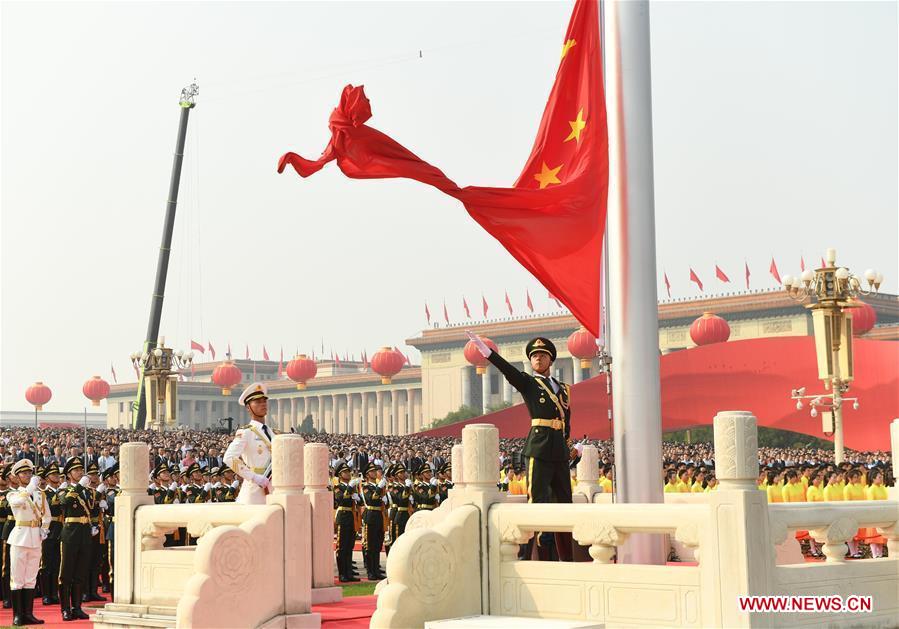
left=62, top=610, right=74, bottom=622
left=3, top=600, right=11, bottom=609
left=72, top=608, right=90, bottom=620
left=87, top=593, right=106, bottom=602
left=43, top=597, right=53, bottom=605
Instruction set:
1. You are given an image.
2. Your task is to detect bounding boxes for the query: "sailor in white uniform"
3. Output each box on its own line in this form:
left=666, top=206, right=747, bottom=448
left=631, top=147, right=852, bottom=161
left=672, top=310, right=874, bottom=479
left=223, top=382, right=274, bottom=505
left=7, top=459, right=51, bottom=626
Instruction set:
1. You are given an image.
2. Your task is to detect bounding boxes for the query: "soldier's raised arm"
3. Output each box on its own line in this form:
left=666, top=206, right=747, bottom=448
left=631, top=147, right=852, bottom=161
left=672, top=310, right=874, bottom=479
left=466, top=330, right=528, bottom=392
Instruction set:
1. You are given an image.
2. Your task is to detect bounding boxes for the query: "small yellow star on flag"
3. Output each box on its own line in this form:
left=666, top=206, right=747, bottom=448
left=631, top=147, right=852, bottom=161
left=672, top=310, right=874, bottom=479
left=564, top=109, right=587, bottom=143
left=561, top=39, right=577, bottom=59
left=534, top=162, right=563, bottom=189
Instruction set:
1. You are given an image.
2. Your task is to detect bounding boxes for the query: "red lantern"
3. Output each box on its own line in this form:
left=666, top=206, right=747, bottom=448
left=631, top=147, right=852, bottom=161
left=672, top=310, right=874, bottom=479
left=286, top=354, right=317, bottom=389
left=212, top=360, right=243, bottom=395
left=371, top=347, right=405, bottom=384
left=26, top=382, right=52, bottom=411
left=567, top=326, right=598, bottom=368
left=82, top=376, right=110, bottom=407
left=849, top=300, right=876, bottom=336
left=690, top=312, right=731, bottom=346
left=463, top=337, right=498, bottom=375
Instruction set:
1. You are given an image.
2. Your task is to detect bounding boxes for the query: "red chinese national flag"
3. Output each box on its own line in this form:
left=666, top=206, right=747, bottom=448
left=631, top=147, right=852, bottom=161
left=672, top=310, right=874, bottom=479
left=715, top=265, right=730, bottom=283
left=424, top=302, right=431, bottom=324
left=443, top=302, right=449, bottom=325
left=744, top=261, right=751, bottom=289
left=278, top=0, right=607, bottom=336
left=462, top=297, right=471, bottom=319
left=482, top=295, right=489, bottom=318
left=263, top=345, right=270, bottom=361
left=505, top=291, right=514, bottom=315
left=769, top=257, right=782, bottom=285
left=190, top=340, right=205, bottom=353
left=663, top=272, right=671, bottom=298
left=207, top=341, right=216, bottom=360
left=689, top=268, right=704, bottom=292
left=526, top=290, right=534, bottom=313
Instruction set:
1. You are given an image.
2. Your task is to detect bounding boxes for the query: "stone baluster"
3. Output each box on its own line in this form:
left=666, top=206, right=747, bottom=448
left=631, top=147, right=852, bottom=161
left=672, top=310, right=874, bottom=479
left=269, top=435, right=313, bottom=613
left=114, top=442, right=153, bottom=604
left=810, top=518, right=860, bottom=564
left=701, top=411, right=772, bottom=628
left=574, top=444, right=601, bottom=501
left=304, top=443, right=335, bottom=591
left=451, top=444, right=465, bottom=488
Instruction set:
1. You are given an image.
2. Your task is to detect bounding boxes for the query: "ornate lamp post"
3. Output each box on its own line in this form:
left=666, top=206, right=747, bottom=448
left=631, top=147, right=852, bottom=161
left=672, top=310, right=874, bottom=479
left=784, top=248, right=883, bottom=463
left=130, top=337, right=194, bottom=431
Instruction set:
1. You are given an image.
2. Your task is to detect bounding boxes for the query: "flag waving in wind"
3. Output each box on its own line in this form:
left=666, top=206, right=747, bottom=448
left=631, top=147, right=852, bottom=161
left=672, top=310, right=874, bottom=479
left=689, top=268, right=704, bottom=292
left=208, top=342, right=216, bottom=360
left=278, top=0, right=608, bottom=336
left=715, top=265, right=730, bottom=283
left=663, top=272, right=671, bottom=298
left=482, top=295, right=489, bottom=318
left=770, top=257, right=782, bottom=285
left=744, top=261, right=751, bottom=289
left=190, top=340, right=205, bottom=354
left=505, top=291, right=514, bottom=316
left=463, top=297, right=471, bottom=319
left=425, top=302, right=431, bottom=325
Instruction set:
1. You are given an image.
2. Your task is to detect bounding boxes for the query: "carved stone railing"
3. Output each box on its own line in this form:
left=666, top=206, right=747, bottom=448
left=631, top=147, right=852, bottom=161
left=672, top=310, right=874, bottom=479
left=94, top=435, right=324, bottom=629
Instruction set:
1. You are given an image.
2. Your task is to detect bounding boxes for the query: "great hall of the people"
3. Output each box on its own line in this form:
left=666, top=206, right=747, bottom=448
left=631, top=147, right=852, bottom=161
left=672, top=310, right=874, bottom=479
left=106, top=289, right=898, bottom=434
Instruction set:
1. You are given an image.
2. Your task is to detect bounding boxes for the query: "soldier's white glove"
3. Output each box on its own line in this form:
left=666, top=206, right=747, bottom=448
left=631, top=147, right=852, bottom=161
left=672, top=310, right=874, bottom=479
left=430, top=478, right=438, bottom=486
left=231, top=480, right=240, bottom=489
left=204, top=482, right=212, bottom=492
left=97, top=483, right=107, bottom=493
left=91, top=526, right=99, bottom=537
left=405, top=479, right=412, bottom=487
left=39, top=529, right=49, bottom=541
left=378, top=479, right=386, bottom=489
left=349, top=477, right=361, bottom=488
left=26, top=476, right=40, bottom=492
left=250, top=473, right=272, bottom=492
left=382, top=495, right=388, bottom=504
left=351, top=493, right=359, bottom=501
left=148, top=483, right=157, bottom=491
left=466, top=330, right=492, bottom=358
left=99, top=500, right=108, bottom=510
left=169, top=482, right=178, bottom=491
left=79, top=476, right=91, bottom=488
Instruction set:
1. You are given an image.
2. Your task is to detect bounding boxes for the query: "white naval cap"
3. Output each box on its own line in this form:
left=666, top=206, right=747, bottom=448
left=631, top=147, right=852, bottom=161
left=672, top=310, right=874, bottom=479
left=238, top=382, right=268, bottom=406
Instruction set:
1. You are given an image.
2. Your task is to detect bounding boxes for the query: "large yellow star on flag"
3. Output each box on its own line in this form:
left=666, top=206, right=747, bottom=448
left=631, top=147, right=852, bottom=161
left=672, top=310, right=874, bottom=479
left=564, top=109, right=587, bottom=143
left=534, top=162, right=563, bottom=189
left=561, top=39, right=577, bottom=59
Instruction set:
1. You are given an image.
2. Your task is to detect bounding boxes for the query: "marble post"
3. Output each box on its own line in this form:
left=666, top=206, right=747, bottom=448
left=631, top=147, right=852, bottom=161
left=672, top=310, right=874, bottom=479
left=391, top=390, right=400, bottom=436
left=114, top=442, right=153, bottom=604
left=361, top=392, right=370, bottom=436
left=461, top=366, right=473, bottom=409
left=303, top=442, right=342, bottom=604
left=481, top=368, right=491, bottom=415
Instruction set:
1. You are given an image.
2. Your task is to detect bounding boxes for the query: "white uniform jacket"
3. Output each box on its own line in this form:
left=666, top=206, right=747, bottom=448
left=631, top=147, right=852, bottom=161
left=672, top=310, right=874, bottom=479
left=223, top=419, right=273, bottom=505
left=8, top=485, right=51, bottom=548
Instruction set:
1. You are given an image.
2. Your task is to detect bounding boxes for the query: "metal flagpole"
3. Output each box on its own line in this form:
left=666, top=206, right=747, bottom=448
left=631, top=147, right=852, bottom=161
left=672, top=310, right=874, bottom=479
left=84, top=407, right=88, bottom=453
left=602, top=0, right=666, bottom=564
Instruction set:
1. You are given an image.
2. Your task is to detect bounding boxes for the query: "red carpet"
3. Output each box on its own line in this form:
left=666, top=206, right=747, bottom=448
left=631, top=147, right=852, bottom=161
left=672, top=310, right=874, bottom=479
left=315, top=595, right=377, bottom=628
left=0, top=597, right=99, bottom=628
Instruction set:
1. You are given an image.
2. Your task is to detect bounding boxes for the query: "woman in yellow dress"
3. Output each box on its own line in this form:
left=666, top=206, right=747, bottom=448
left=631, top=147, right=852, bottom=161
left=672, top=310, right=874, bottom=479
left=843, top=469, right=866, bottom=558
left=663, top=469, right=679, bottom=493
left=823, top=471, right=844, bottom=501
left=757, top=470, right=768, bottom=492
left=805, top=473, right=825, bottom=557
left=861, top=470, right=888, bottom=558
left=766, top=470, right=784, bottom=503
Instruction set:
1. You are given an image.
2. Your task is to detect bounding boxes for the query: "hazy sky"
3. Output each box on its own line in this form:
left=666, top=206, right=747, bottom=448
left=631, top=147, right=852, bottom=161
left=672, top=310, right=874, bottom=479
left=1, top=1, right=896, bottom=412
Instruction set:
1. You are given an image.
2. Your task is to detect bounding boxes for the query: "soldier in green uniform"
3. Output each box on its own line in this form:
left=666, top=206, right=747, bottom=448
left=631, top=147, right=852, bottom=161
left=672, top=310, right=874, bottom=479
left=359, top=462, right=386, bottom=580
left=98, top=464, right=119, bottom=595
left=58, top=457, right=92, bottom=621
left=333, top=463, right=359, bottom=582
left=40, top=463, right=63, bottom=605
left=212, top=466, right=238, bottom=503
left=388, top=464, right=414, bottom=548
left=182, top=463, right=208, bottom=504
left=436, top=463, right=453, bottom=502
left=383, top=465, right=397, bottom=557
left=412, top=463, right=439, bottom=511
left=468, top=332, right=576, bottom=561
left=83, top=462, right=106, bottom=602
left=2, top=464, right=20, bottom=609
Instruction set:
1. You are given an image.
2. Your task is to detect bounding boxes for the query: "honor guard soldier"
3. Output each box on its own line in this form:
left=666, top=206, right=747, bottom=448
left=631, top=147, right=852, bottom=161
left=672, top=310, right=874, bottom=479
left=436, top=463, right=453, bottom=502
left=182, top=463, right=209, bottom=504
left=2, top=463, right=21, bottom=610
left=360, top=463, right=386, bottom=580
left=7, top=459, right=51, bottom=626
left=224, top=382, right=274, bottom=505
left=412, top=463, right=439, bottom=511
left=468, top=332, right=576, bottom=561
left=388, top=464, right=414, bottom=547
left=98, top=464, right=119, bottom=595
left=333, top=463, right=359, bottom=582
left=83, top=462, right=106, bottom=602
left=40, top=463, right=63, bottom=605
left=58, top=457, right=93, bottom=621
left=213, top=466, right=238, bottom=503
left=383, top=465, right=397, bottom=556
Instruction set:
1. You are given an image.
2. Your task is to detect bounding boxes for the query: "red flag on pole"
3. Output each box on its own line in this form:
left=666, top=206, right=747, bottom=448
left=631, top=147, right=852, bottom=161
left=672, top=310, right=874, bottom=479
left=263, top=346, right=270, bottom=361
left=800, top=256, right=806, bottom=272
left=526, top=290, right=534, bottom=313
left=769, top=257, right=782, bottom=285
left=245, top=345, right=250, bottom=360
left=278, top=348, right=283, bottom=377
left=505, top=291, right=513, bottom=316
left=745, top=261, right=751, bottom=289
left=110, top=363, right=117, bottom=384
left=820, top=257, right=826, bottom=269
left=443, top=302, right=450, bottom=325
left=715, top=265, right=730, bottom=283
left=689, top=268, right=704, bottom=292
left=190, top=340, right=205, bottom=353
left=548, top=290, right=563, bottom=308
left=208, top=342, right=216, bottom=360
left=482, top=295, right=489, bottom=318
left=462, top=297, right=471, bottom=319
left=425, top=302, right=431, bottom=324
left=663, top=272, right=671, bottom=298
left=278, top=0, right=608, bottom=336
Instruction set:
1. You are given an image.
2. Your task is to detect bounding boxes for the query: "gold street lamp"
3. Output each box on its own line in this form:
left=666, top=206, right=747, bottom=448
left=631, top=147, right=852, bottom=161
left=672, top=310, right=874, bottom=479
left=131, top=337, right=194, bottom=431
left=784, top=248, right=883, bottom=463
